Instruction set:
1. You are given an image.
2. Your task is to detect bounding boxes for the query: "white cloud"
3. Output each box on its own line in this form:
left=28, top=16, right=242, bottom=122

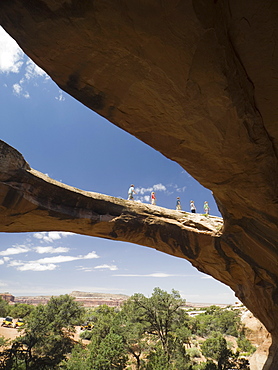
left=0, top=245, right=30, bottom=256
left=12, top=82, right=30, bottom=99
left=25, top=59, right=46, bottom=80
left=84, top=251, right=100, bottom=259
left=153, top=183, right=166, bottom=191
left=0, top=27, right=50, bottom=98
left=136, top=187, right=153, bottom=195
left=55, top=90, right=65, bottom=101
left=33, top=231, right=73, bottom=243
left=135, top=183, right=168, bottom=203
left=7, top=250, right=99, bottom=272
left=113, top=273, right=193, bottom=278
left=76, top=266, right=94, bottom=272
left=23, top=91, right=30, bottom=99
left=34, top=246, right=70, bottom=254
left=136, top=183, right=167, bottom=196
left=0, top=256, right=10, bottom=264
left=17, top=262, right=57, bottom=271
left=8, top=260, right=22, bottom=267
left=36, top=255, right=79, bottom=264
left=0, top=27, right=24, bottom=73
left=176, top=186, right=186, bottom=193
left=94, top=264, right=118, bottom=271
left=12, top=83, right=22, bottom=94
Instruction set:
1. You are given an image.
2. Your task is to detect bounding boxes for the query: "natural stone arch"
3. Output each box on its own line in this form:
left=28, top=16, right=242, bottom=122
left=0, top=1, right=277, bottom=368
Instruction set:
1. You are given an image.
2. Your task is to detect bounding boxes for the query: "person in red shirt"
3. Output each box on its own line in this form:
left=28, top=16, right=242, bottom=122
left=151, top=191, right=156, bottom=205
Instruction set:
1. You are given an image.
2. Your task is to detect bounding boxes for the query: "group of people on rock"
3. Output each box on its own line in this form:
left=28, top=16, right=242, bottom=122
left=127, top=185, right=210, bottom=215
left=177, top=198, right=210, bottom=214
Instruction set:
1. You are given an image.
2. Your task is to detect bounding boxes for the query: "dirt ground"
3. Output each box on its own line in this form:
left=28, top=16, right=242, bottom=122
left=0, top=322, right=87, bottom=344
left=0, top=325, right=20, bottom=342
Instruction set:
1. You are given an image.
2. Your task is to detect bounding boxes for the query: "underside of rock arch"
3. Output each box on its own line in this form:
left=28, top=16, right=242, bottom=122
left=0, top=1, right=277, bottom=368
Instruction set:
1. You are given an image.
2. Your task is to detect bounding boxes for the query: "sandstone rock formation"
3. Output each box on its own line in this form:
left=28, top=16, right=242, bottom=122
left=0, top=1, right=277, bottom=368
left=242, top=311, right=272, bottom=370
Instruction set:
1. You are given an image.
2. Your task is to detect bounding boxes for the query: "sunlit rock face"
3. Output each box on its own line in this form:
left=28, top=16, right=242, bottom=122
left=0, top=1, right=277, bottom=368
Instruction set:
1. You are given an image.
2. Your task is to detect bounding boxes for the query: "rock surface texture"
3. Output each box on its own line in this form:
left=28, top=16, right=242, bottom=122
left=0, top=1, right=277, bottom=368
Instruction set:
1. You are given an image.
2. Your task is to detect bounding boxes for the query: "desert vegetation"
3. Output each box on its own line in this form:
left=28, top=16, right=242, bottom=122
left=0, top=290, right=255, bottom=369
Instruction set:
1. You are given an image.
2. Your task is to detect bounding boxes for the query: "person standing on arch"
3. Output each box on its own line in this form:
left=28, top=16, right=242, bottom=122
left=204, top=201, right=210, bottom=214
left=151, top=191, right=156, bottom=205
left=127, top=184, right=136, bottom=200
left=176, top=197, right=182, bottom=210
left=190, top=200, right=196, bottom=213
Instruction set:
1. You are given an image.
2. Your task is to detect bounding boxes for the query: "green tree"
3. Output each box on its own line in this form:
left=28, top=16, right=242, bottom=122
left=80, top=305, right=117, bottom=341
left=0, top=297, right=9, bottom=317
left=62, top=333, right=127, bottom=370
left=8, top=295, right=84, bottom=369
left=201, top=332, right=231, bottom=369
left=115, top=300, right=150, bottom=369
left=201, top=332, right=250, bottom=370
left=129, top=288, right=190, bottom=366
left=59, top=343, right=90, bottom=370
left=237, top=336, right=256, bottom=355
left=8, top=303, right=34, bottom=319
left=144, top=345, right=169, bottom=370
left=88, top=332, right=127, bottom=369
left=190, top=306, right=240, bottom=337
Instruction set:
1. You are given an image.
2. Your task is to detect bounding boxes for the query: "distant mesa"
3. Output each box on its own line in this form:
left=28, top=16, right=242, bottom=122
left=1, top=291, right=231, bottom=310
left=69, top=291, right=129, bottom=307
left=0, top=293, right=14, bottom=303
left=0, top=291, right=129, bottom=308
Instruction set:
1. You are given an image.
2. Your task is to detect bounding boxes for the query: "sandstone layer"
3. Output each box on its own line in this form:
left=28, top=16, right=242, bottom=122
left=0, top=1, right=277, bottom=368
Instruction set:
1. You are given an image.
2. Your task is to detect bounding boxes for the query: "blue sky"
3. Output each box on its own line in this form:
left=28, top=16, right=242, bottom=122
left=0, top=27, right=236, bottom=304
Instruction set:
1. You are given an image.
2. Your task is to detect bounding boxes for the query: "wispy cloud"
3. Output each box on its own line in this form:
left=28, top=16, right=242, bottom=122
left=0, top=245, right=30, bottom=256
left=34, top=251, right=99, bottom=264
left=7, top=251, right=99, bottom=272
left=18, top=262, right=57, bottom=272
left=113, top=273, right=196, bottom=278
left=134, top=182, right=186, bottom=203
left=94, top=264, right=118, bottom=271
left=55, top=90, right=65, bottom=101
left=33, top=231, right=73, bottom=243
left=176, top=186, right=186, bottom=193
left=153, top=184, right=167, bottom=191
left=136, top=183, right=167, bottom=195
left=34, top=246, right=70, bottom=254
left=36, top=255, right=84, bottom=264
left=12, top=81, right=30, bottom=98
left=24, top=59, right=47, bottom=80
left=0, top=257, right=10, bottom=265
left=135, top=183, right=167, bottom=203
left=77, top=263, right=118, bottom=272
left=84, top=252, right=100, bottom=259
